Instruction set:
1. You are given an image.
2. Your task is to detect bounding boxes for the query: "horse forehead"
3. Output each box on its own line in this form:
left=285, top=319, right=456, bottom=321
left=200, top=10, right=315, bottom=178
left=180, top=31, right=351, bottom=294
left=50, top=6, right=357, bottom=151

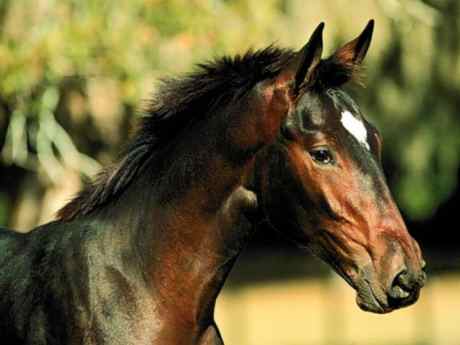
left=340, top=110, right=370, bottom=151
left=324, top=89, right=371, bottom=151
left=294, top=92, right=326, bottom=128
left=294, top=90, right=372, bottom=148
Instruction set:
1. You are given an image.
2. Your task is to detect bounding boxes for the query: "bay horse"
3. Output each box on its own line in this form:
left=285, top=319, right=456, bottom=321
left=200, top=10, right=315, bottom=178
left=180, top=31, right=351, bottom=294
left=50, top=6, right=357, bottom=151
left=0, top=21, right=426, bottom=344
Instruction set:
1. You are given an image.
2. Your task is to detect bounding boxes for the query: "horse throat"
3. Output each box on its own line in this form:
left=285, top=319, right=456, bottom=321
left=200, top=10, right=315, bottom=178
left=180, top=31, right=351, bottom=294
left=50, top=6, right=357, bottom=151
left=136, top=184, right=258, bottom=334
left=88, top=140, right=262, bottom=337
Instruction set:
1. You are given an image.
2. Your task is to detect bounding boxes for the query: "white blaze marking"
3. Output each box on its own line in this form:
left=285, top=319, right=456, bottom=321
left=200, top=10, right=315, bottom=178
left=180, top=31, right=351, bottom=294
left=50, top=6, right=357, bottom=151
left=340, top=110, right=370, bottom=150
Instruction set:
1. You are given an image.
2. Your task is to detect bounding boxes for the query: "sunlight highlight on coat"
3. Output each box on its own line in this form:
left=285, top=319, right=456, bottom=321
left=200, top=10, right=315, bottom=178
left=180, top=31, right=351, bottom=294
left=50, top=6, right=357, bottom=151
left=340, top=110, right=370, bottom=150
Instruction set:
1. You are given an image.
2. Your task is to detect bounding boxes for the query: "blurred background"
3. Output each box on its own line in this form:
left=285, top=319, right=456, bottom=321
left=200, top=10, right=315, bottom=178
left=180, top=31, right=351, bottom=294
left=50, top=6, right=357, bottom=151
left=0, top=0, right=459, bottom=344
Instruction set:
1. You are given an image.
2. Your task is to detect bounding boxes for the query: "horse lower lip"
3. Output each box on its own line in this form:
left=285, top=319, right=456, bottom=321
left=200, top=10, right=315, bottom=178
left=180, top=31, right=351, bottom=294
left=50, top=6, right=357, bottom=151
left=356, top=279, right=392, bottom=314
left=357, top=293, right=390, bottom=314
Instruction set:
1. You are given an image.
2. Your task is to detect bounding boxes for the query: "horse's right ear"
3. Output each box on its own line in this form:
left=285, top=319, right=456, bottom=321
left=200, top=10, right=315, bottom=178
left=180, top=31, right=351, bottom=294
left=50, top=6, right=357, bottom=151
left=279, top=22, right=324, bottom=95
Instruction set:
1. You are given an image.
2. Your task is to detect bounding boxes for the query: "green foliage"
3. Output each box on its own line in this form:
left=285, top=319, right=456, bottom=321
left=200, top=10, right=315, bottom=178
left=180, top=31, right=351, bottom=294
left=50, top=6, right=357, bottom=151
left=359, top=2, right=460, bottom=218
left=0, top=0, right=459, bottom=225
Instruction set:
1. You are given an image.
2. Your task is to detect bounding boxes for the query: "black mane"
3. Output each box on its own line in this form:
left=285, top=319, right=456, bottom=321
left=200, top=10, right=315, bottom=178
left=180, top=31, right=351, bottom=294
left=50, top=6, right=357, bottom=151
left=57, top=46, right=295, bottom=220
left=57, top=45, right=360, bottom=221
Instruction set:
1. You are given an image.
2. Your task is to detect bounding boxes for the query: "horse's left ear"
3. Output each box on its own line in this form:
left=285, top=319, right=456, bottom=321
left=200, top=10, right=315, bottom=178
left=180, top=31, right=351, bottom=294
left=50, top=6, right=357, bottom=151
left=276, top=22, right=324, bottom=95
left=332, top=19, right=374, bottom=66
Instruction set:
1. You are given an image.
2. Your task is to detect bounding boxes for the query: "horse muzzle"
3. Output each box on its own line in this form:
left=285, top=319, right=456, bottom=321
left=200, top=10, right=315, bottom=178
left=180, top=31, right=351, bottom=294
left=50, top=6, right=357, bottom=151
left=353, top=260, right=427, bottom=314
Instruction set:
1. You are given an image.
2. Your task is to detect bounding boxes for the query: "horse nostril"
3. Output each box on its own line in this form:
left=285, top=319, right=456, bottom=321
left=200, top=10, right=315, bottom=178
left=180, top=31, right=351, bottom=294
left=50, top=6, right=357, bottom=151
left=389, top=269, right=412, bottom=300
left=390, top=284, right=410, bottom=299
left=394, top=269, right=411, bottom=289
left=388, top=267, right=426, bottom=308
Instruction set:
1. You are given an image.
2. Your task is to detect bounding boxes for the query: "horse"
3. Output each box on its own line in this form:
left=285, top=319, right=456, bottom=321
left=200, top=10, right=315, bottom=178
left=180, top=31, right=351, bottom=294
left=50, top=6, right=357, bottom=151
left=0, top=20, right=426, bottom=344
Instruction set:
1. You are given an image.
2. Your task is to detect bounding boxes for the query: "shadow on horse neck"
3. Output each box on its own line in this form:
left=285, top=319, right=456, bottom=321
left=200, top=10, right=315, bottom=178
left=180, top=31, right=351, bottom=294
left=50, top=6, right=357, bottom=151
left=0, top=20, right=426, bottom=345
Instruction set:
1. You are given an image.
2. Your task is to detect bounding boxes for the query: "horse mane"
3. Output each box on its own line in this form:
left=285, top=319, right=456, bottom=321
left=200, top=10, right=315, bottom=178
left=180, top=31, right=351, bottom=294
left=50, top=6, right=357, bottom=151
left=57, top=45, right=362, bottom=221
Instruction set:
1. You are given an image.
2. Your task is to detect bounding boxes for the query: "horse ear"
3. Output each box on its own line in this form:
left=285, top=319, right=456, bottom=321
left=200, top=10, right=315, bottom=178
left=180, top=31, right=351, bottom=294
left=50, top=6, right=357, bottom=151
left=279, top=22, right=324, bottom=95
left=332, top=19, right=374, bottom=66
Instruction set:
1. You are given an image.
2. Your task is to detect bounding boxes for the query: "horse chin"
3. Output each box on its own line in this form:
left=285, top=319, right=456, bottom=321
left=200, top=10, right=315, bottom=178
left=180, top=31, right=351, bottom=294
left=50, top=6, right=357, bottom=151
left=354, top=282, right=391, bottom=314
left=299, top=241, right=413, bottom=314
left=323, top=255, right=396, bottom=314
left=353, top=276, right=395, bottom=314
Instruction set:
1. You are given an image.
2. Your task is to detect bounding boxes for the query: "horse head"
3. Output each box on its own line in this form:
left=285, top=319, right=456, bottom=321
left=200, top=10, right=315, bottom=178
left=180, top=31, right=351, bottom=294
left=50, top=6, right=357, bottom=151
left=255, top=21, right=426, bottom=314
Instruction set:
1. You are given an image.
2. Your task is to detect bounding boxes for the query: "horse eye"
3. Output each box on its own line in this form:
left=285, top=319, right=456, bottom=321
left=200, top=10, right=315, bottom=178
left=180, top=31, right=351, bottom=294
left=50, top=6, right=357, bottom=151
left=309, top=148, right=334, bottom=165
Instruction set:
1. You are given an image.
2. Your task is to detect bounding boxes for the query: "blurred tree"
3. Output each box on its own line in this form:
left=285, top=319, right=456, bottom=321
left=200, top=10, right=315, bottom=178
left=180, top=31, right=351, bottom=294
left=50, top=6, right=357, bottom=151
left=0, top=0, right=459, bottom=230
left=365, top=0, right=460, bottom=219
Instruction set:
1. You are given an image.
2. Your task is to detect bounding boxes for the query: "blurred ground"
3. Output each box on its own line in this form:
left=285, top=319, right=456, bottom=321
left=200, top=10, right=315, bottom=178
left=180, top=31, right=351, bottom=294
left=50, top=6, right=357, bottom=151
left=216, top=272, right=460, bottom=345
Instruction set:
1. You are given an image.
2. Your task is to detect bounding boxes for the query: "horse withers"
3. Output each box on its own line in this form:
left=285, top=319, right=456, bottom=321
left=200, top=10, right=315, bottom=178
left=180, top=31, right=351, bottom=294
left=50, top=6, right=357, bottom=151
left=0, top=20, right=425, bottom=344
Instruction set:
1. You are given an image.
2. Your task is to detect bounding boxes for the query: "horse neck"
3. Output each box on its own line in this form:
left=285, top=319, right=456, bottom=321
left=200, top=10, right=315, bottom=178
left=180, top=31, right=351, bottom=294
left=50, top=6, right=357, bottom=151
left=82, top=79, right=288, bottom=328
left=88, top=141, right=256, bottom=330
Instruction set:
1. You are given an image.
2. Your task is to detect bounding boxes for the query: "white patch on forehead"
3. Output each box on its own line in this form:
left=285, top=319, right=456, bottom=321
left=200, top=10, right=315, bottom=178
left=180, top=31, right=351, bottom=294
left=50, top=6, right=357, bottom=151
left=340, top=110, right=370, bottom=150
